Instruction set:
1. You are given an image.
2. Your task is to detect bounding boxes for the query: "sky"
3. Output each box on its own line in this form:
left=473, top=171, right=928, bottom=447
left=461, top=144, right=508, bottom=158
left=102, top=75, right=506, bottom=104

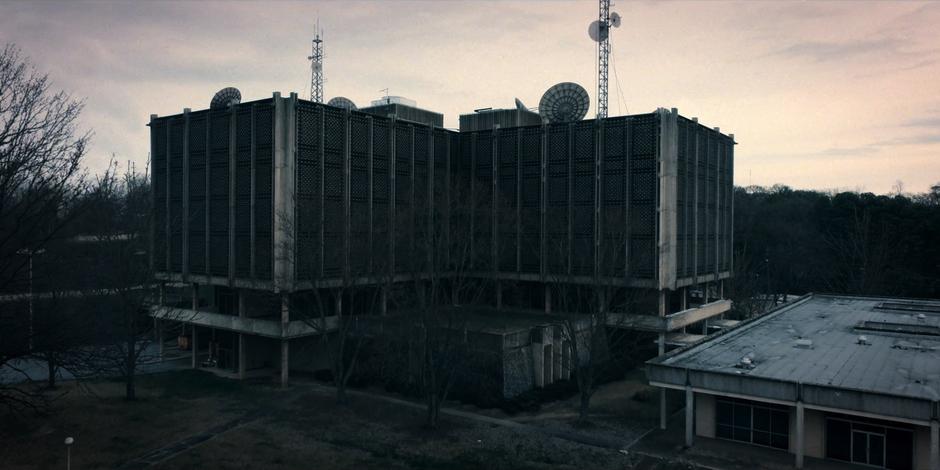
left=1, top=0, right=938, bottom=194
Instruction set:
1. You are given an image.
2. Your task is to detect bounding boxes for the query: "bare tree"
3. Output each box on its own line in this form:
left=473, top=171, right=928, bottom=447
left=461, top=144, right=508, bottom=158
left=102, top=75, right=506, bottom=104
left=69, top=162, right=156, bottom=400
left=0, top=43, right=88, bottom=412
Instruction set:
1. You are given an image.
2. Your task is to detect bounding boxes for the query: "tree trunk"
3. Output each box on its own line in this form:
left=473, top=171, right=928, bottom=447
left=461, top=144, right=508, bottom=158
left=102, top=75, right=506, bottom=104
left=578, top=390, right=591, bottom=422
left=427, top=392, right=439, bottom=429
left=46, top=354, right=56, bottom=389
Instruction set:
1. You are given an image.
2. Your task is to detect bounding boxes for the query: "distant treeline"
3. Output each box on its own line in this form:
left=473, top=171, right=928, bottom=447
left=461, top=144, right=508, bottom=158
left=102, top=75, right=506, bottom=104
left=730, top=183, right=940, bottom=308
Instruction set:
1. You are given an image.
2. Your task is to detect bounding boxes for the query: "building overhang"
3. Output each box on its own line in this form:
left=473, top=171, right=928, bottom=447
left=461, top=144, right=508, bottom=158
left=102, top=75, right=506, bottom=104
left=150, top=306, right=337, bottom=339
left=607, top=299, right=732, bottom=332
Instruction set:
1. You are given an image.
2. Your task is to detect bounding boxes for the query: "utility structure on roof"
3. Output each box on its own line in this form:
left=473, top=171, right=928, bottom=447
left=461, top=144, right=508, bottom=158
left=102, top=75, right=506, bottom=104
left=307, top=22, right=324, bottom=103
left=589, top=0, right=622, bottom=119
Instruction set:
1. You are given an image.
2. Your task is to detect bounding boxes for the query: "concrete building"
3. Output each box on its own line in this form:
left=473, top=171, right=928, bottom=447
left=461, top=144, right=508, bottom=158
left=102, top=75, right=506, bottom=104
left=148, top=92, right=735, bottom=394
left=647, top=294, right=940, bottom=470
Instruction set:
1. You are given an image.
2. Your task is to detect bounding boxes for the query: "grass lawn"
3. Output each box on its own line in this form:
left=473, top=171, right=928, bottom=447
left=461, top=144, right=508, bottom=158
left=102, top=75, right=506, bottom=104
left=0, top=369, right=672, bottom=469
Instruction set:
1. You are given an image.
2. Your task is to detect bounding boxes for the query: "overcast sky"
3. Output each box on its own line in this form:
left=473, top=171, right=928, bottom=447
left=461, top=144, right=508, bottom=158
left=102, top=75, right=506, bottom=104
left=2, top=0, right=938, bottom=193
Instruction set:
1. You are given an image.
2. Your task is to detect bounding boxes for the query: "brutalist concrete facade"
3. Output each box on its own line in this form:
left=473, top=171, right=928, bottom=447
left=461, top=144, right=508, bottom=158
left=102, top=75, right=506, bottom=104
left=149, top=92, right=735, bottom=394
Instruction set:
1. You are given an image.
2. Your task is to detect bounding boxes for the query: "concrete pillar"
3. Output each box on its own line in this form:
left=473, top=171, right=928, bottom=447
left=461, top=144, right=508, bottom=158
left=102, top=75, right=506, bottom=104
left=159, top=282, right=166, bottom=306
left=380, top=286, right=388, bottom=316
left=238, top=334, right=246, bottom=379
left=335, top=291, right=343, bottom=317
left=658, top=290, right=667, bottom=317
left=796, top=401, right=805, bottom=469
left=532, top=342, right=545, bottom=388
left=280, top=339, right=289, bottom=388
left=544, top=285, right=551, bottom=314
left=280, top=293, right=289, bottom=388
left=191, top=326, right=198, bottom=369
left=238, top=290, right=246, bottom=379
left=931, top=420, right=939, bottom=470
left=680, top=287, right=687, bottom=310
left=496, top=281, right=502, bottom=309
left=191, top=283, right=199, bottom=310
left=156, top=319, right=164, bottom=361
left=657, top=334, right=666, bottom=419
left=685, top=386, right=694, bottom=447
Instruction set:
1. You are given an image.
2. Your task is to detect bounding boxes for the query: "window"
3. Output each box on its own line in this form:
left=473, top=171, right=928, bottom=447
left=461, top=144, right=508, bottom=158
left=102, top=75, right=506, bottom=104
left=826, top=416, right=913, bottom=470
left=715, top=397, right=789, bottom=450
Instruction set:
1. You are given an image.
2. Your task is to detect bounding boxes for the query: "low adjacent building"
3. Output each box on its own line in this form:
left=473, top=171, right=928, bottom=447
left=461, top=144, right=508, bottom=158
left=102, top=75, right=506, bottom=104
left=647, top=294, right=940, bottom=470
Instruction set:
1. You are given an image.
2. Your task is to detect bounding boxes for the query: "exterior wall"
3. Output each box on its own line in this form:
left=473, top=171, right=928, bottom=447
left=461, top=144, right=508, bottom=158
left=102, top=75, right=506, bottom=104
left=695, top=393, right=716, bottom=438
left=915, top=425, right=930, bottom=470
left=154, top=101, right=735, bottom=294
left=804, top=408, right=826, bottom=459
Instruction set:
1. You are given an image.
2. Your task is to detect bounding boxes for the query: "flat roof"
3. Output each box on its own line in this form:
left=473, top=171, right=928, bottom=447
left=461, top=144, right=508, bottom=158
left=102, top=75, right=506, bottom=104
left=648, top=294, right=940, bottom=422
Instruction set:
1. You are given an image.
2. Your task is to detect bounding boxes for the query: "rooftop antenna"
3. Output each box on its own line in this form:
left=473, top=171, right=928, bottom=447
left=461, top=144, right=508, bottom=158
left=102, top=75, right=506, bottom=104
left=588, top=0, right=621, bottom=119
left=379, top=88, right=389, bottom=104
left=308, top=20, right=324, bottom=103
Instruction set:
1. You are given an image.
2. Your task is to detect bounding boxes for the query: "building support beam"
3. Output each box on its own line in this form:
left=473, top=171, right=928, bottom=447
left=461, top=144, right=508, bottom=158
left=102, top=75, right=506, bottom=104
left=931, top=419, right=939, bottom=470
left=238, top=289, right=246, bottom=380
left=191, top=325, right=198, bottom=369
left=496, top=281, right=502, bottom=309
left=280, top=293, right=289, bottom=388
left=156, top=319, right=163, bottom=361
left=685, top=386, right=694, bottom=447
left=659, top=333, right=666, bottom=430
left=795, top=401, right=805, bottom=469
left=544, top=285, right=551, bottom=314
left=191, top=283, right=199, bottom=369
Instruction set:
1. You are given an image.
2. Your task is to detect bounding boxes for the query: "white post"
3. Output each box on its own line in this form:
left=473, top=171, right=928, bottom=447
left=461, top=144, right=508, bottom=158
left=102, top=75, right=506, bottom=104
left=796, top=401, right=805, bottom=469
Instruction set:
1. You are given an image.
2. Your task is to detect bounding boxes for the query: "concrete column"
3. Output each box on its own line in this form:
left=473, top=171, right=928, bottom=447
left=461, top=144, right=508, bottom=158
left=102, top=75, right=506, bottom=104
left=680, top=287, right=687, bottom=310
left=931, top=420, right=939, bottom=470
left=280, top=293, right=289, bottom=388
left=544, top=285, right=551, bottom=314
left=657, top=334, right=666, bottom=423
left=380, top=286, right=388, bottom=316
left=191, top=326, right=198, bottom=369
left=159, top=282, right=166, bottom=306
left=496, top=281, right=503, bottom=309
left=796, top=401, right=805, bottom=469
left=191, top=283, right=199, bottom=310
left=238, top=290, right=246, bottom=379
left=156, top=320, right=164, bottom=361
left=685, top=386, right=694, bottom=447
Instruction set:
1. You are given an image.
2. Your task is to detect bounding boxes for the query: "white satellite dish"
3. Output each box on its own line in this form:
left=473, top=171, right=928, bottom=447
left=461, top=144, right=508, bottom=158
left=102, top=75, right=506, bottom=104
left=588, top=20, right=608, bottom=42
left=210, top=87, right=241, bottom=109
left=538, top=82, right=589, bottom=123
left=610, top=12, right=622, bottom=28
left=327, top=96, right=357, bottom=110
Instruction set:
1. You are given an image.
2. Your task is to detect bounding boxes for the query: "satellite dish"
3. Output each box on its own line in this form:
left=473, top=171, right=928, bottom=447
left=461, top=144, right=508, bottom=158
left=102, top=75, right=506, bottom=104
left=610, top=12, right=622, bottom=28
left=327, top=96, right=357, bottom=110
left=210, top=87, right=241, bottom=109
left=539, top=82, right=590, bottom=123
left=588, top=20, right=608, bottom=42
left=514, top=98, right=528, bottom=113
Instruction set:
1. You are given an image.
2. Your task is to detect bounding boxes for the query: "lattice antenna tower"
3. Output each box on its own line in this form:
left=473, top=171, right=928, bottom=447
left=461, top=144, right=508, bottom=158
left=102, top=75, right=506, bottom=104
left=308, top=20, right=324, bottom=103
left=589, top=0, right=621, bottom=119
left=597, top=0, right=610, bottom=119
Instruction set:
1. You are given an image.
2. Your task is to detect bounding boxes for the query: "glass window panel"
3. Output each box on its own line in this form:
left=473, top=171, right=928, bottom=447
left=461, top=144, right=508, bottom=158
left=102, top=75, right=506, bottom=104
left=870, top=434, right=884, bottom=467
left=733, top=404, right=751, bottom=428
left=733, top=427, right=751, bottom=442
left=753, top=430, right=771, bottom=447
left=853, top=431, right=868, bottom=464
left=771, top=410, right=789, bottom=435
left=716, top=401, right=732, bottom=425
left=827, top=419, right=852, bottom=461
left=771, top=433, right=789, bottom=450
left=716, top=424, right=733, bottom=439
left=753, top=408, right=771, bottom=432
